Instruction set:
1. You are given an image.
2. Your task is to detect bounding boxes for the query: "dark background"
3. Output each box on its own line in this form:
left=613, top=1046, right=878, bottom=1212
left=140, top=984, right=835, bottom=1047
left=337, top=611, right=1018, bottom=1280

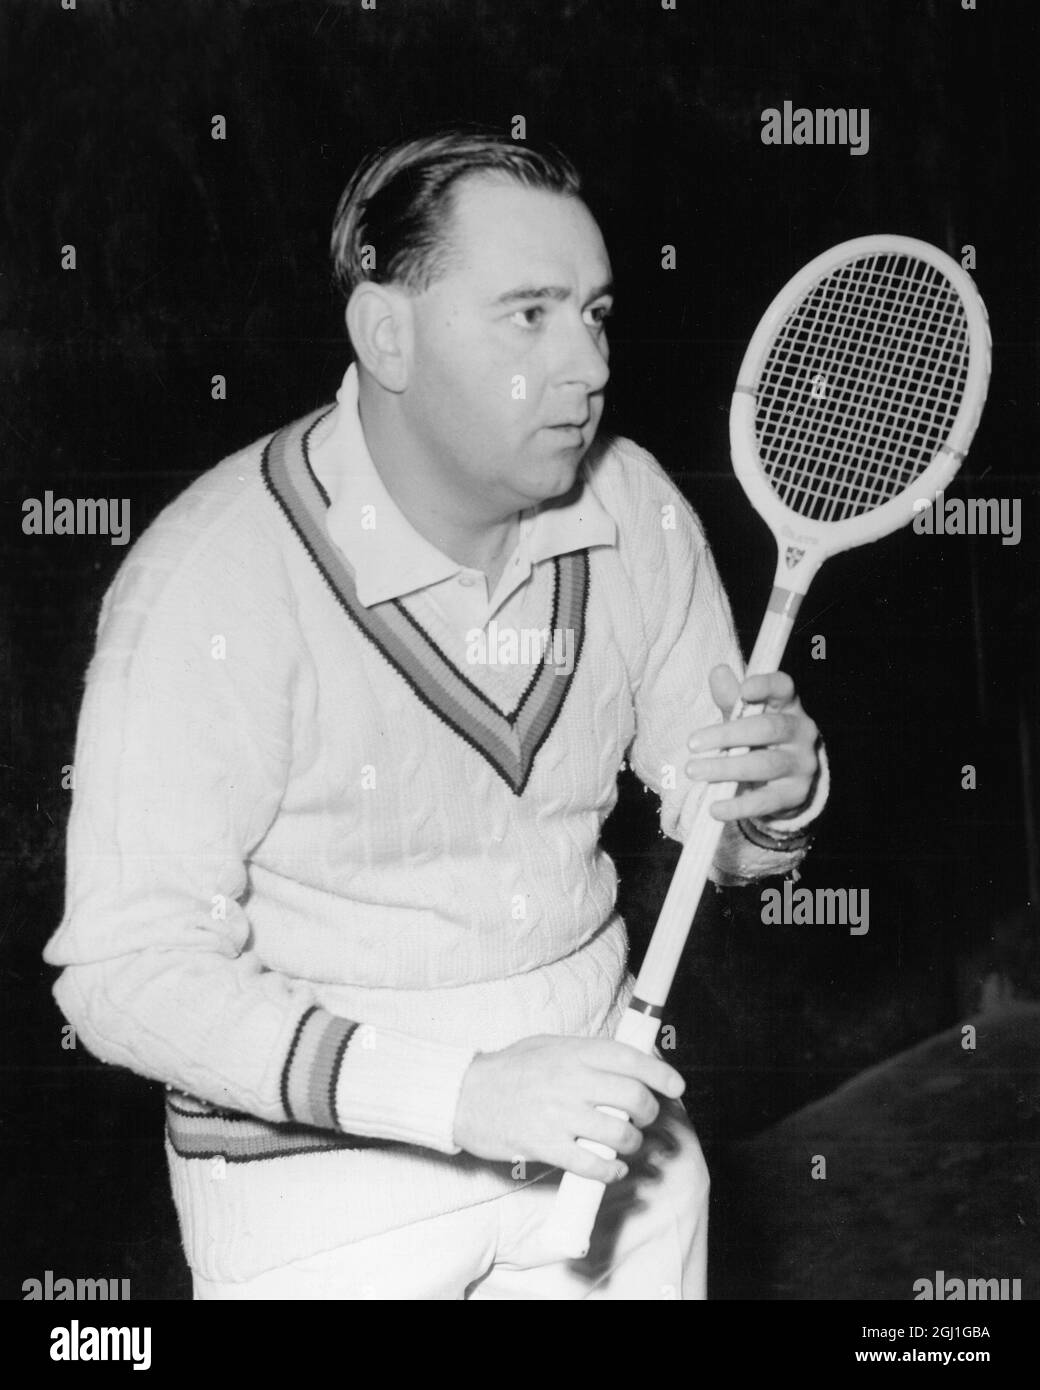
left=1, top=0, right=1037, bottom=1300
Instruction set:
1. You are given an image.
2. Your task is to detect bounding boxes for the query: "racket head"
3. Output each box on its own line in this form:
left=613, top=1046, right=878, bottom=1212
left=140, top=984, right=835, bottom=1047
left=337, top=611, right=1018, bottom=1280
left=729, top=234, right=992, bottom=589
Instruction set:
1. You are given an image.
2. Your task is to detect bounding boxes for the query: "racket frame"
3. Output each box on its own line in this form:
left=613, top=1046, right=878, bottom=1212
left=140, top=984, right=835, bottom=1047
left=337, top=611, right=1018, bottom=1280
left=544, top=233, right=992, bottom=1261
left=731, top=234, right=992, bottom=599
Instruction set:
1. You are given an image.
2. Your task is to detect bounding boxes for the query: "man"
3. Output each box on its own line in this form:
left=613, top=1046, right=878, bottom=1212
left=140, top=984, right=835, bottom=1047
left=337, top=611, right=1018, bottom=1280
left=45, top=128, right=826, bottom=1300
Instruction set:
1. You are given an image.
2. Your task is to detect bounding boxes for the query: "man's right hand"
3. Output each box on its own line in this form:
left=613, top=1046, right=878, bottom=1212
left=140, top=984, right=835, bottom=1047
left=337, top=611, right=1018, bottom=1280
left=452, top=1034, right=685, bottom=1183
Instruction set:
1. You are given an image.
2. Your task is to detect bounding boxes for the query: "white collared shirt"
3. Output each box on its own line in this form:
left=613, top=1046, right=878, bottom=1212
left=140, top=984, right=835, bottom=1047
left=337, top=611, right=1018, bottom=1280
left=308, top=362, right=618, bottom=634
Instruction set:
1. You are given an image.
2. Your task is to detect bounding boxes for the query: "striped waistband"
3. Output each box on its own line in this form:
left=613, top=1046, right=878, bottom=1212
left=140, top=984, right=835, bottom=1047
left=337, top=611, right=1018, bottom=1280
left=165, top=1088, right=388, bottom=1164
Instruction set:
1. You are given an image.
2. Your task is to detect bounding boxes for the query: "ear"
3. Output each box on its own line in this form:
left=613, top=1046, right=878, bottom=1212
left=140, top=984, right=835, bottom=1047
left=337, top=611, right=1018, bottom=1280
left=345, top=282, right=412, bottom=392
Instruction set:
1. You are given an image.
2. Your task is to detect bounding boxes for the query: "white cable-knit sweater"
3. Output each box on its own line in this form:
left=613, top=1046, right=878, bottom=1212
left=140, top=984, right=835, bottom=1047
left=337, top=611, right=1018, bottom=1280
left=44, top=365, right=826, bottom=1280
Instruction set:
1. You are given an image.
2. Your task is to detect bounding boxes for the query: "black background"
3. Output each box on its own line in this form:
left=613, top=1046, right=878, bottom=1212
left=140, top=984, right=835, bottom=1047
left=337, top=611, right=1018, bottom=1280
left=1, top=0, right=1037, bottom=1303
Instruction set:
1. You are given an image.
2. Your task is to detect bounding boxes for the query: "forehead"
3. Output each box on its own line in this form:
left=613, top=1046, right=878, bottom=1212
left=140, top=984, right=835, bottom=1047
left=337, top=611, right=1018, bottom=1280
left=441, top=175, right=611, bottom=291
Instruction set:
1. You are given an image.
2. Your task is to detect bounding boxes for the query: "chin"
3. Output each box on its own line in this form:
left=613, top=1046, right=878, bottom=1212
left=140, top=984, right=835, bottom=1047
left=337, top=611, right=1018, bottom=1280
left=533, top=459, right=586, bottom=505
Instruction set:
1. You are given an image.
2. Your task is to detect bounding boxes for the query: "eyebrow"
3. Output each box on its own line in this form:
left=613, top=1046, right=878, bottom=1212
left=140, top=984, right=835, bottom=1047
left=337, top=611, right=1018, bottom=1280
left=491, top=280, right=615, bottom=306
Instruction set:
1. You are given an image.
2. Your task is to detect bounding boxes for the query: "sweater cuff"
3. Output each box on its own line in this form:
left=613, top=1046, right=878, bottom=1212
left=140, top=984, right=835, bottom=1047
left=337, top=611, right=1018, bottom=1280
left=334, top=1025, right=477, bottom=1154
left=279, top=1006, right=476, bottom=1154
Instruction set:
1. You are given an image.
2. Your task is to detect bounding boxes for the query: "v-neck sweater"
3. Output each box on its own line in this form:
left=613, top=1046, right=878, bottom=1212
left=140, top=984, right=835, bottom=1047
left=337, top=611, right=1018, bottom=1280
left=44, top=394, right=824, bottom=1281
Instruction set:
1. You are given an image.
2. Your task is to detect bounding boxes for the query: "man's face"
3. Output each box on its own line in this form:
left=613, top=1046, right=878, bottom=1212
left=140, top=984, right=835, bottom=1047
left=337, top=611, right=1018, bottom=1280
left=399, top=175, right=613, bottom=517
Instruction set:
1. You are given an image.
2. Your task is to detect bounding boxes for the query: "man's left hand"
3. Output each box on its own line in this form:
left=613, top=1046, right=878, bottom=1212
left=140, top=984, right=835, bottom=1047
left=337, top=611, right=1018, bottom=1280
left=685, top=666, right=820, bottom=822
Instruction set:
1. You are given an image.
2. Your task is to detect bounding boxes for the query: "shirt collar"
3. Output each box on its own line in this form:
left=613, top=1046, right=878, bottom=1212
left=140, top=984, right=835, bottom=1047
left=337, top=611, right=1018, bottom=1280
left=308, top=362, right=617, bottom=608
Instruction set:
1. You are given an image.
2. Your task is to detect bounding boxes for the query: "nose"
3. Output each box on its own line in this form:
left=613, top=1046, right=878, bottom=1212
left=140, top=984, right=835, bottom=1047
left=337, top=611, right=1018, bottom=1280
left=556, top=311, right=610, bottom=397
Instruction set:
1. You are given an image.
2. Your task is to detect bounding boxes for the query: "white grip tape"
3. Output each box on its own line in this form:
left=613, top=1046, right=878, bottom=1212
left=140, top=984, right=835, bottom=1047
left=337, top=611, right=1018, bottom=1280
left=543, top=1005, right=664, bottom=1259
left=615, top=1007, right=664, bottom=1052
left=547, top=1167, right=613, bottom=1260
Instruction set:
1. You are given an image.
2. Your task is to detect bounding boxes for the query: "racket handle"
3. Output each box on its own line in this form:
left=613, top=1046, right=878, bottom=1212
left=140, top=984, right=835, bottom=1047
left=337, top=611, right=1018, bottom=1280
left=544, top=1005, right=663, bottom=1259
left=747, top=598, right=798, bottom=678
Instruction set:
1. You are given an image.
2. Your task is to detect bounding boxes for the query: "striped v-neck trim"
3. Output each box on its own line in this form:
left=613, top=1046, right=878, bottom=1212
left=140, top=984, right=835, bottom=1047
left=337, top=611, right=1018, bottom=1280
left=261, top=406, right=590, bottom=796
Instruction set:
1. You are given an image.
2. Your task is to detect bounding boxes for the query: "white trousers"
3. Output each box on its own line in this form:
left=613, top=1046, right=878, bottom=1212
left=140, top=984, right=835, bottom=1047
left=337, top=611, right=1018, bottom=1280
left=192, top=1099, right=709, bottom=1300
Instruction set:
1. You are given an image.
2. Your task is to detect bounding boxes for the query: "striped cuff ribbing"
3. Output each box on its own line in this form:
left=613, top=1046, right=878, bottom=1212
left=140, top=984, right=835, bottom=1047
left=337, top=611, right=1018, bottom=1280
left=279, top=1006, right=477, bottom=1155
left=280, top=1007, right=357, bottom=1129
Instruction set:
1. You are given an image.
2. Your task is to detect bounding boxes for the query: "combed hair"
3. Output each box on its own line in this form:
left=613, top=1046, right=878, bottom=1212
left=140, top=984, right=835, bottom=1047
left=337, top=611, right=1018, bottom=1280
left=329, top=127, right=582, bottom=301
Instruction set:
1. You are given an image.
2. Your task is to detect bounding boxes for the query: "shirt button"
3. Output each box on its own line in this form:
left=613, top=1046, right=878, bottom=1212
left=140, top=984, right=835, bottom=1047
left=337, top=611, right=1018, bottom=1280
left=458, top=575, right=476, bottom=587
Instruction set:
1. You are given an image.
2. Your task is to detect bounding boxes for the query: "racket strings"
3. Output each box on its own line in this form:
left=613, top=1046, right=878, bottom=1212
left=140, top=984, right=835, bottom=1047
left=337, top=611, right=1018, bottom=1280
left=764, top=261, right=966, bottom=517
left=763, top=258, right=966, bottom=515
left=753, top=253, right=971, bottom=521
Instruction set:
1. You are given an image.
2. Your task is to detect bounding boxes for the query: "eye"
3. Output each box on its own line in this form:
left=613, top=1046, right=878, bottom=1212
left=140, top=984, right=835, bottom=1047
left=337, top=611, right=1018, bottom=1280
left=509, top=305, right=546, bottom=329
left=585, top=302, right=613, bottom=329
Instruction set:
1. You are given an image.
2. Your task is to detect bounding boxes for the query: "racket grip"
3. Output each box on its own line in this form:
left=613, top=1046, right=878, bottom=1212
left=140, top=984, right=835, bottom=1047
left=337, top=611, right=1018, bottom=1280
left=544, top=1005, right=664, bottom=1259
left=550, top=1116, right=625, bottom=1259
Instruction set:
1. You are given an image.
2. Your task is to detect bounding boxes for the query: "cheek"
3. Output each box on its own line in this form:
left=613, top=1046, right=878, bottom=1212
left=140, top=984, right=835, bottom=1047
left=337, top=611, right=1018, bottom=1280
left=418, top=362, right=513, bottom=452
left=445, top=357, right=531, bottom=435
left=412, top=319, right=544, bottom=445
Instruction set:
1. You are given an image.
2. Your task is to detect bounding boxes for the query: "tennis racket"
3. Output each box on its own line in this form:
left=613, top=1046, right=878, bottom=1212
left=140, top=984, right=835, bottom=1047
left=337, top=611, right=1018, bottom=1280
left=546, top=233, right=992, bottom=1259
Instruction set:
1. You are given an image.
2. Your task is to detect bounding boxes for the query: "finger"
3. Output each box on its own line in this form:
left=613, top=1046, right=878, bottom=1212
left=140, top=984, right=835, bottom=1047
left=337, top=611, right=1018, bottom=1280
left=687, top=710, right=799, bottom=755
left=707, top=664, right=741, bottom=720
left=737, top=671, right=797, bottom=710
left=709, top=778, right=814, bottom=821
left=560, top=1142, right=629, bottom=1185
left=686, top=748, right=794, bottom=787
left=587, top=1042, right=685, bottom=1099
left=590, top=1076, right=660, bottom=1129
left=579, top=1107, right=645, bottom=1156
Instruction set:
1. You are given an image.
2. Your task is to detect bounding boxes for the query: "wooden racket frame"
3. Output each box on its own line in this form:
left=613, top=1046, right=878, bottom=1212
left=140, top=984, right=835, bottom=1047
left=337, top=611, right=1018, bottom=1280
left=544, top=234, right=992, bottom=1260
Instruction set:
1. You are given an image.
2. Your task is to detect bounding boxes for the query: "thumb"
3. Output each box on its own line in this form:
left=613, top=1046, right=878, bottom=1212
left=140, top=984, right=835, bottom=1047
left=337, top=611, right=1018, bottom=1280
left=708, top=664, right=741, bottom=720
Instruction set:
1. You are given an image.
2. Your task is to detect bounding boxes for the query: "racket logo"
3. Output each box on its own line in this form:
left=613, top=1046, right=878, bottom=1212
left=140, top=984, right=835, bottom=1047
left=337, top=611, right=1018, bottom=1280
left=784, top=546, right=805, bottom=568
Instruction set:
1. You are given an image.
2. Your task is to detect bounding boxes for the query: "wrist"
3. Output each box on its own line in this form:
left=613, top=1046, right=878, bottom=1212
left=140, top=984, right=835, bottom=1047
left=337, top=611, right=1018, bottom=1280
left=737, top=815, right=813, bottom=853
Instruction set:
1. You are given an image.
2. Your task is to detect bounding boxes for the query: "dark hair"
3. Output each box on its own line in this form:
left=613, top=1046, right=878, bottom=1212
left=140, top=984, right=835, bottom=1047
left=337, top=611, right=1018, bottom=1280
left=329, top=126, right=583, bottom=302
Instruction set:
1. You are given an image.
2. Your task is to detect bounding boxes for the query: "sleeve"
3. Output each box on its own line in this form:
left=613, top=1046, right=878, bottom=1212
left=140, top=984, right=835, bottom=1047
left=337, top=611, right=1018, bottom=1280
left=43, top=503, right=474, bottom=1153
left=618, top=442, right=828, bottom=885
